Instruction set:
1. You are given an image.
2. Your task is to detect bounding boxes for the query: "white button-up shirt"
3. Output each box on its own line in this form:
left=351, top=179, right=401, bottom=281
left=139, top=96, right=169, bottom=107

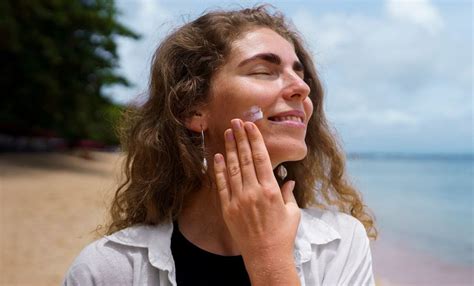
left=63, top=208, right=375, bottom=286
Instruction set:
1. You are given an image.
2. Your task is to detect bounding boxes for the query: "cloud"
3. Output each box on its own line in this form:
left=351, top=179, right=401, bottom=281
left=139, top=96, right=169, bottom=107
left=292, top=0, right=471, bottom=152
left=386, top=0, right=444, bottom=35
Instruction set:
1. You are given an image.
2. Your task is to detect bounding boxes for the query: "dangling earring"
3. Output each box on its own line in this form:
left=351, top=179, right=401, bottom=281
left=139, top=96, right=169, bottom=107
left=277, top=164, right=287, bottom=180
left=201, top=126, right=207, bottom=173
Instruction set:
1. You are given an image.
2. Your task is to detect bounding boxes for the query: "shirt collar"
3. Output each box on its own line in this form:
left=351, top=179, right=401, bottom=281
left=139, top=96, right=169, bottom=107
left=105, top=208, right=341, bottom=270
left=294, top=209, right=342, bottom=264
left=106, top=222, right=175, bottom=272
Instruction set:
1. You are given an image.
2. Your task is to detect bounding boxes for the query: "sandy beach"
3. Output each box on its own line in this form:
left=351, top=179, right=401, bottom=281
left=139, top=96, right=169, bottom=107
left=1, top=151, right=121, bottom=285
left=1, top=152, right=472, bottom=285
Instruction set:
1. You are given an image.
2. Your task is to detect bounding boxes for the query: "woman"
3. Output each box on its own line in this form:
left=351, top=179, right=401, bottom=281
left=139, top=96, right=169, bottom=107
left=64, top=5, right=377, bottom=286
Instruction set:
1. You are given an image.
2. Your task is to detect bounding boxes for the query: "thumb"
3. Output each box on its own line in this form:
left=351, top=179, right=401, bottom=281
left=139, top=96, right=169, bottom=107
left=281, top=180, right=297, bottom=204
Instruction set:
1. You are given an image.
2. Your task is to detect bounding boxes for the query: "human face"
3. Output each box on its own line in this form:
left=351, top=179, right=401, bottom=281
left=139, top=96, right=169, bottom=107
left=205, top=27, right=313, bottom=168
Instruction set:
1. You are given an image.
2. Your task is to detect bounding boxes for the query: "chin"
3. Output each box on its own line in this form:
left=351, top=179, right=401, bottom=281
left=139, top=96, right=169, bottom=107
left=269, top=142, right=308, bottom=166
left=290, top=147, right=308, bottom=161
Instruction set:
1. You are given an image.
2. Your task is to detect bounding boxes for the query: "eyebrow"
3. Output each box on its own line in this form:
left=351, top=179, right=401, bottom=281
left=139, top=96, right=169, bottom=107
left=237, top=52, right=304, bottom=72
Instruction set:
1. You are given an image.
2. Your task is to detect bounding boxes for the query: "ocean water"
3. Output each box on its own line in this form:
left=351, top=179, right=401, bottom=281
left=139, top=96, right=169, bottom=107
left=346, top=155, right=474, bottom=266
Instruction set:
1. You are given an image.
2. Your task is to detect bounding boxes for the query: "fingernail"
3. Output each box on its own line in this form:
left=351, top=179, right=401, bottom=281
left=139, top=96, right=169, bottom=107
left=225, top=130, right=234, bottom=141
left=231, top=119, right=241, bottom=130
left=244, top=122, right=254, bottom=131
left=214, top=154, right=223, bottom=163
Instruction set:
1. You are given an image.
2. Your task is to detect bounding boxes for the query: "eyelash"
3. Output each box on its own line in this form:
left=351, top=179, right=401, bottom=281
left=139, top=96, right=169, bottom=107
left=249, top=68, right=305, bottom=79
left=251, top=71, right=272, bottom=75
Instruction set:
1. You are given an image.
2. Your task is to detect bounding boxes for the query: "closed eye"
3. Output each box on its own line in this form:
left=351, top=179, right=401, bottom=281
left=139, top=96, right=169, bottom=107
left=249, top=66, right=275, bottom=76
left=250, top=71, right=272, bottom=75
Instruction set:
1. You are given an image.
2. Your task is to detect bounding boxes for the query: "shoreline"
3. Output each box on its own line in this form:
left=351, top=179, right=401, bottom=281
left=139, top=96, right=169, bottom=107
left=1, top=151, right=472, bottom=285
left=371, top=235, right=473, bottom=285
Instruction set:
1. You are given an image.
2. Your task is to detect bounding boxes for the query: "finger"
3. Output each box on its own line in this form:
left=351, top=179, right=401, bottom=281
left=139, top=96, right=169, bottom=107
left=224, top=128, right=243, bottom=196
left=281, top=180, right=297, bottom=205
left=231, top=119, right=258, bottom=186
left=213, top=153, right=230, bottom=208
left=243, top=122, right=274, bottom=183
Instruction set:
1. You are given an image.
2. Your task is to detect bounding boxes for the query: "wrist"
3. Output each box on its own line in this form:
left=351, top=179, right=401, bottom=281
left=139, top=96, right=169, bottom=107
left=243, top=251, right=299, bottom=284
left=241, top=241, right=295, bottom=266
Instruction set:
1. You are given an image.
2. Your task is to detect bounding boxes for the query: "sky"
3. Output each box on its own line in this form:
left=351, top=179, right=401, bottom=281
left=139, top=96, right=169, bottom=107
left=105, top=0, right=473, bottom=154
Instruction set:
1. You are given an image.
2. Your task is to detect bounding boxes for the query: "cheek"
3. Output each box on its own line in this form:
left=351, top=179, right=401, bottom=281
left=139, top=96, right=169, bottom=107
left=304, top=98, right=314, bottom=121
left=225, top=86, right=275, bottom=118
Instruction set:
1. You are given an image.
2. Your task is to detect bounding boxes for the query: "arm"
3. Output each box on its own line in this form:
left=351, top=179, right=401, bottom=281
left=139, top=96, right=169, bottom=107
left=213, top=119, right=301, bottom=286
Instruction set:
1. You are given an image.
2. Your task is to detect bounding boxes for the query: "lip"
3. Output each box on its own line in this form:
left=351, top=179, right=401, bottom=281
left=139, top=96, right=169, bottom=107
left=267, top=109, right=306, bottom=127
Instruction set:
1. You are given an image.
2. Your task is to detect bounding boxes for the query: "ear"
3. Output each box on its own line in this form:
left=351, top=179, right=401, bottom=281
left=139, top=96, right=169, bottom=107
left=184, top=108, right=210, bottom=132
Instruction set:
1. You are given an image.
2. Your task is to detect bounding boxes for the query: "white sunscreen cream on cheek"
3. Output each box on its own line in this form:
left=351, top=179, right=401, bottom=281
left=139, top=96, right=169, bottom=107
left=242, top=106, right=263, bottom=122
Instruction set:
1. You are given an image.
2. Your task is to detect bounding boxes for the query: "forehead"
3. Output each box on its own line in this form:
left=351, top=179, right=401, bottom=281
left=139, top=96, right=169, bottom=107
left=227, top=28, right=298, bottom=64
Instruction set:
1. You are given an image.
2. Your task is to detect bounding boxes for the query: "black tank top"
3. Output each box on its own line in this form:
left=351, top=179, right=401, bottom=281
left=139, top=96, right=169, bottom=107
left=170, top=222, right=251, bottom=285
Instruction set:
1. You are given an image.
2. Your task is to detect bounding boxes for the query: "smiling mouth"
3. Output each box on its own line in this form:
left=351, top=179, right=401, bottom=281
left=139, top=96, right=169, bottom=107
left=268, top=116, right=304, bottom=123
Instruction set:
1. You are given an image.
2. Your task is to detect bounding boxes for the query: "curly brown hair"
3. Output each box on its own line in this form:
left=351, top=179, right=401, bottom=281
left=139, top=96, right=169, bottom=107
left=107, top=5, right=377, bottom=239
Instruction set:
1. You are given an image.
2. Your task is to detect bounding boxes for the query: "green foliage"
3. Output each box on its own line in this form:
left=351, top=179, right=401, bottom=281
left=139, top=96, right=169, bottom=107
left=0, top=0, right=139, bottom=145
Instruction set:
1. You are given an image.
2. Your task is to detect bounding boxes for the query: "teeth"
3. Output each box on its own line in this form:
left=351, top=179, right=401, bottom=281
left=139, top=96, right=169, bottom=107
left=272, top=116, right=302, bottom=123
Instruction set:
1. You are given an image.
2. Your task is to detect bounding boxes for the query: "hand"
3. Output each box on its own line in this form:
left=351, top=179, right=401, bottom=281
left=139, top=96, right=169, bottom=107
left=213, top=118, right=301, bottom=270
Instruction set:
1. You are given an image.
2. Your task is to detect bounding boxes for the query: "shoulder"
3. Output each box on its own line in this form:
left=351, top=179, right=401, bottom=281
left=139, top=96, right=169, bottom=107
left=301, top=209, right=375, bottom=284
left=70, top=235, right=146, bottom=268
left=63, top=224, right=172, bottom=286
left=301, top=207, right=369, bottom=245
left=63, top=236, right=141, bottom=285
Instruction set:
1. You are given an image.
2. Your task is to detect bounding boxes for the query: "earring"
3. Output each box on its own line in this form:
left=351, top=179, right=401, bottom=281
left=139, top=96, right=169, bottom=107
left=277, top=164, right=287, bottom=180
left=201, top=126, right=207, bottom=173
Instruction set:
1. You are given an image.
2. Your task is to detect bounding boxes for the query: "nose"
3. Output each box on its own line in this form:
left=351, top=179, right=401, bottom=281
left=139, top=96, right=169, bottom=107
left=281, top=71, right=311, bottom=101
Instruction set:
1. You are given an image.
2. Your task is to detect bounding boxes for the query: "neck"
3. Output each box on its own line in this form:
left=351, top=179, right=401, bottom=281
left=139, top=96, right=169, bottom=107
left=177, top=183, right=240, bottom=256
